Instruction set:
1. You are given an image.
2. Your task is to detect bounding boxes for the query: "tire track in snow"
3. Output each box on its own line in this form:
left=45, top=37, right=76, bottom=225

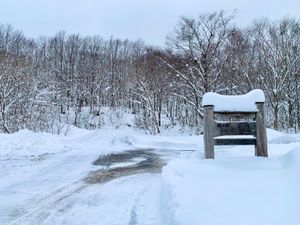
left=7, top=182, right=87, bottom=225
left=6, top=148, right=190, bottom=225
left=85, top=149, right=166, bottom=184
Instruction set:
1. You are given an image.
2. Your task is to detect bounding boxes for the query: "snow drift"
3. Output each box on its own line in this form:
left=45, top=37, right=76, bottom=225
left=161, top=149, right=300, bottom=225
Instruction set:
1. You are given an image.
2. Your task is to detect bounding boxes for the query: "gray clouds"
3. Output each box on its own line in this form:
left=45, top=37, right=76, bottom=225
left=0, top=0, right=299, bottom=45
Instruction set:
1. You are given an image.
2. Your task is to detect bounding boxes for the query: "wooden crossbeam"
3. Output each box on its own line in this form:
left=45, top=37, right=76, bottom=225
left=214, top=138, right=256, bottom=145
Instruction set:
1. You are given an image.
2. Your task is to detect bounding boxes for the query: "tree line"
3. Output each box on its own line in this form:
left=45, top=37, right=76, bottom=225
left=0, top=11, right=300, bottom=134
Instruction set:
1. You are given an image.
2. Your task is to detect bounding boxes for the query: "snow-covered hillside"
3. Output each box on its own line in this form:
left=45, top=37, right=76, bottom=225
left=0, top=127, right=299, bottom=225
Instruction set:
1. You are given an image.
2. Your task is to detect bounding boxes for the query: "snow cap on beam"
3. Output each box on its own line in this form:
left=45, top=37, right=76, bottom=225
left=202, top=89, right=265, bottom=112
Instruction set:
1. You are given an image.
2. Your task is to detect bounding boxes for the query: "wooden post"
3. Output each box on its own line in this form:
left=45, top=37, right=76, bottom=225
left=204, top=105, right=214, bottom=159
left=255, top=102, right=268, bottom=157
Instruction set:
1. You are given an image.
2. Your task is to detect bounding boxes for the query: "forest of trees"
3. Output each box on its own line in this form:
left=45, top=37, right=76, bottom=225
left=0, top=11, right=300, bottom=134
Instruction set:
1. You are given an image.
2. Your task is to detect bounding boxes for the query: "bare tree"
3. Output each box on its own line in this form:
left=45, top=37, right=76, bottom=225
left=251, top=18, right=300, bottom=129
left=164, top=11, right=235, bottom=128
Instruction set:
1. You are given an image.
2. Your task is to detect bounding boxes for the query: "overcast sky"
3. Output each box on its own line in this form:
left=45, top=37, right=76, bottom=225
left=0, top=0, right=299, bottom=46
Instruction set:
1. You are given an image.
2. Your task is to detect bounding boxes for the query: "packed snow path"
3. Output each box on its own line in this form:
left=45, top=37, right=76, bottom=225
left=1, top=146, right=191, bottom=225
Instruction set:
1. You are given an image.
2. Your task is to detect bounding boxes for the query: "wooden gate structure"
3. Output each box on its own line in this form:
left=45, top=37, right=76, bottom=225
left=202, top=90, right=268, bottom=159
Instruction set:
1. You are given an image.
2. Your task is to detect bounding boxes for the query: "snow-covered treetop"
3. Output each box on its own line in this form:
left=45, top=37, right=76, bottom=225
left=202, top=89, right=265, bottom=112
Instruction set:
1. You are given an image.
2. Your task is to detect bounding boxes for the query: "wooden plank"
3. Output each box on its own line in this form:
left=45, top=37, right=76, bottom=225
left=213, top=112, right=256, bottom=120
left=255, top=103, right=268, bottom=157
left=214, top=138, right=256, bottom=145
left=214, top=122, right=256, bottom=136
left=204, top=106, right=215, bottom=159
left=214, top=111, right=257, bottom=115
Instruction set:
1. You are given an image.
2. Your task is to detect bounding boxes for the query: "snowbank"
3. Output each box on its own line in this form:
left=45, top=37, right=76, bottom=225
left=0, top=129, right=68, bottom=156
left=161, top=149, right=300, bottom=225
left=202, top=89, right=265, bottom=112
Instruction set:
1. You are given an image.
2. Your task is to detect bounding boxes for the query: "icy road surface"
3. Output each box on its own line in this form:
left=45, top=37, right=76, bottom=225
left=0, top=146, right=193, bottom=225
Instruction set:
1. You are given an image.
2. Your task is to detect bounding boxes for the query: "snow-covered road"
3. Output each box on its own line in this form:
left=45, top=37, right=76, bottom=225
left=7, top=172, right=162, bottom=225
left=0, top=135, right=192, bottom=225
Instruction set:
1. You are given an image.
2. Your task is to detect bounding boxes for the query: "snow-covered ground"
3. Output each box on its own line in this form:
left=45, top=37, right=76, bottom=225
left=0, top=127, right=199, bottom=225
left=0, top=127, right=299, bottom=225
left=161, top=129, right=300, bottom=225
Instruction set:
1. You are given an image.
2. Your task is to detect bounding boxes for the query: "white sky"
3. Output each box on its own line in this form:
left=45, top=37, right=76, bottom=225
left=0, top=0, right=299, bottom=46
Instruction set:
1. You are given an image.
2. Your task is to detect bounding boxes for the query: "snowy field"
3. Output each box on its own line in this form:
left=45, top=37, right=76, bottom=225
left=0, top=127, right=299, bottom=225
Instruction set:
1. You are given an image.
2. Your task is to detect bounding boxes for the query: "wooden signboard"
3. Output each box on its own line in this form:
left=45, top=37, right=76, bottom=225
left=202, top=91, right=268, bottom=159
